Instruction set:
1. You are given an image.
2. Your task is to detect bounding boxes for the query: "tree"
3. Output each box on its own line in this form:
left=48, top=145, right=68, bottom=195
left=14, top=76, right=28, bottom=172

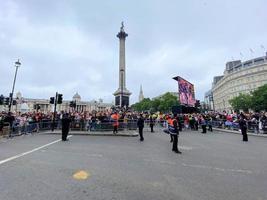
left=131, top=98, right=151, bottom=112
left=229, top=93, right=252, bottom=112
left=131, top=92, right=180, bottom=113
left=250, top=84, right=267, bottom=111
left=157, top=92, right=180, bottom=112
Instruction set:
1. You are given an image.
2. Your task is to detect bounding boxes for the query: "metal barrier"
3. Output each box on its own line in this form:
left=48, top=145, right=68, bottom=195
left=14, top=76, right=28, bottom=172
left=7, top=119, right=166, bottom=136
left=211, top=120, right=267, bottom=133
left=0, top=122, right=10, bottom=137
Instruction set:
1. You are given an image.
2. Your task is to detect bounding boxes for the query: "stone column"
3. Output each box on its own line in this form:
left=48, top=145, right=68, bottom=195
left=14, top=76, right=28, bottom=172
left=113, top=22, right=131, bottom=108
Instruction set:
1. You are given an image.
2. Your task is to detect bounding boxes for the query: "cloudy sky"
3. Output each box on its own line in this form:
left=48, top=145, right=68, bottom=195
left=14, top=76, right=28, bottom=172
left=0, top=0, right=266, bottom=104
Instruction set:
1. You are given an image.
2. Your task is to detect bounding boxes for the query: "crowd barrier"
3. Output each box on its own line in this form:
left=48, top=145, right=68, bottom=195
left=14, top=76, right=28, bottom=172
left=5, top=119, right=165, bottom=136
left=3, top=118, right=267, bottom=137
left=211, top=120, right=267, bottom=134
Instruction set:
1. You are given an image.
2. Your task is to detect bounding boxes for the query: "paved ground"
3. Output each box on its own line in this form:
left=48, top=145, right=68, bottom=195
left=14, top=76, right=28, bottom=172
left=0, top=129, right=267, bottom=200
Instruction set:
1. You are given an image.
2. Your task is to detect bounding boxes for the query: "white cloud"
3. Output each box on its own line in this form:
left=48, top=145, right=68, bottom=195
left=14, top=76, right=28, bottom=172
left=0, top=0, right=267, bottom=104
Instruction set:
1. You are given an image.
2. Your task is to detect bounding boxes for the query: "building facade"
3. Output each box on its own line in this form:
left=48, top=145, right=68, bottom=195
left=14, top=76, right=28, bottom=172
left=211, top=53, right=267, bottom=112
left=204, top=89, right=213, bottom=111
left=0, top=92, right=113, bottom=113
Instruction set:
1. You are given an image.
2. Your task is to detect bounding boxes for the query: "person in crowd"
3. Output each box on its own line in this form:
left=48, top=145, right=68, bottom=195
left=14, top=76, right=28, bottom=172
left=170, top=114, right=182, bottom=154
left=167, top=115, right=173, bottom=142
left=194, top=115, right=199, bottom=131
left=184, top=115, right=189, bottom=129
left=201, top=115, right=207, bottom=133
left=207, top=116, right=213, bottom=132
left=137, top=113, right=144, bottom=141
left=111, top=111, right=119, bottom=134
left=239, top=114, right=248, bottom=142
left=178, top=114, right=183, bottom=132
left=149, top=115, right=155, bottom=133
left=61, top=113, right=72, bottom=141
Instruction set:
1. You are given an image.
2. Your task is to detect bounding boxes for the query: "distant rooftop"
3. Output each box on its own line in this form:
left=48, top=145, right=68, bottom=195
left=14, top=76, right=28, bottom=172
left=212, top=52, right=267, bottom=87
left=224, top=52, right=267, bottom=75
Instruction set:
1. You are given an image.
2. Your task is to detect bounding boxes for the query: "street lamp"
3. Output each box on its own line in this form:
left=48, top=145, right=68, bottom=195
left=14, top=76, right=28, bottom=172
left=8, top=59, right=21, bottom=112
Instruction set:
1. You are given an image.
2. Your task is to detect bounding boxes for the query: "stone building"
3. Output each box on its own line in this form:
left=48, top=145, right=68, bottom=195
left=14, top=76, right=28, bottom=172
left=211, top=53, right=267, bottom=112
left=0, top=92, right=113, bottom=113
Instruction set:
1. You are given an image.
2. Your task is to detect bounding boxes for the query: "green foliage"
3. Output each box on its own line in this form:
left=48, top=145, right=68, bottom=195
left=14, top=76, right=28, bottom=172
left=229, top=93, right=252, bottom=112
left=229, top=84, right=267, bottom=112
left=131, top=92, right=180, bottom=113
left=250, top=84, right=267, bottom=111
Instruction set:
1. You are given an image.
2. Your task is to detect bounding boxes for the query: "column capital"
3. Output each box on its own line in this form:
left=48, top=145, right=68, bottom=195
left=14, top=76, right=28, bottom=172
left=117, top=31, right=128, bottom=39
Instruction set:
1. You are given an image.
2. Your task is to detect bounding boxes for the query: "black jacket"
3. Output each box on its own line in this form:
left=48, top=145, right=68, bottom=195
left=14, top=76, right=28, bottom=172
left=137, top=117, right=144, bottom=128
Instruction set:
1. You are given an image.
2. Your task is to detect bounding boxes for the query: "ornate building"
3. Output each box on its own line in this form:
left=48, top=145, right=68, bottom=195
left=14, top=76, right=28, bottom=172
left=0, top=92, right=113, bottom=113
left=211, top=53, right=267, bottom=112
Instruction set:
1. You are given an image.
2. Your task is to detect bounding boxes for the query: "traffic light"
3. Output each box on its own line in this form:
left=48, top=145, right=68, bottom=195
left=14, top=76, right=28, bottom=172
left=12, top=100, right=17, bottom=105
left=57, top=94, right=63, bottom=104
left=49, top=97, right=55, bottom=104
left=195, top=100, right=200, bottom=108
left=5, top=97, right=10, bottom=105
left=0, top=95, right=4, bottom=105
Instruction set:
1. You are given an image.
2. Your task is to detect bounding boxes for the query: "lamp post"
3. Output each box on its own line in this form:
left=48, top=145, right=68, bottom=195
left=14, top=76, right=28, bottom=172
left=9, top=59, right=21, bottom=112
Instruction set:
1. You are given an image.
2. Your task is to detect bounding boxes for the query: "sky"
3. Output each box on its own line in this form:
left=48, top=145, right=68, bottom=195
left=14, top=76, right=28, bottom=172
left=0, top=0, right=267, bottom=104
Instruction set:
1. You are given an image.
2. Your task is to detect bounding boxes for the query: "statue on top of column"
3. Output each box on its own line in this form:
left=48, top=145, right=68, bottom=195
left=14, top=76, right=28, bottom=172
left=120, top=21, right=124, bottom=32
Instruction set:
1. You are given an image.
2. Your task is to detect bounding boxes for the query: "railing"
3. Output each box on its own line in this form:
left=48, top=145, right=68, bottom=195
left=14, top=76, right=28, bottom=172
left=4, top=119, right=161, bottom=136
left=211, top=120, right=267, bottom=134
left=4, top=119, right=266, bottom=137
left=0, top=122, right=11, bottom=137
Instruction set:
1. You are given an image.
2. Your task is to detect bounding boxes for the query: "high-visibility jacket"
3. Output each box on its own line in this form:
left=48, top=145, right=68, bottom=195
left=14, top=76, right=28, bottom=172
left=169, top=118, right=178, bottom=134
left=111, top=114, right=119, bottom=126
left=167, top=118, right=173, bottom=126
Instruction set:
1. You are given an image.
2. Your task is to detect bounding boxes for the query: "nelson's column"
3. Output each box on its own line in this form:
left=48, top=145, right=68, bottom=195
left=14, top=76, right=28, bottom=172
left=113, top=22, right=131, bottom=107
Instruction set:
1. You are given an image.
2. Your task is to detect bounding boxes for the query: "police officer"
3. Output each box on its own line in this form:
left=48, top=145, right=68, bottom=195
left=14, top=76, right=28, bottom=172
left=137, top=113, right=144, bottom=141
left=149, top=115, right=154, bottom=132
left=171, top=114, right=182, bottom=154
left=61, top=113, right=71, bottom=141
left=239, top=114, right=248, bottom=142
left=167, top=115, right=173, bottom=142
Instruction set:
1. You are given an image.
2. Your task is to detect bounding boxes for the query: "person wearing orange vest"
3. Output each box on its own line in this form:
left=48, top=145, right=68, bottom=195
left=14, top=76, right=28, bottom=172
left=167, top=115, right=173, bottom=143
left=111, top=112, right=119, bottom=134
left=170, top=114, right=182, bottom=154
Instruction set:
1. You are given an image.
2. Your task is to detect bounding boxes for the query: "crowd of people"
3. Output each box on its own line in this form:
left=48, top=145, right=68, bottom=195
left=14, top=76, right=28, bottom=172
left=1, top=110, right=267, bottom=132
left=1, top=109, right=267, bottom=137
left=1, top=109, right=267, bottom=154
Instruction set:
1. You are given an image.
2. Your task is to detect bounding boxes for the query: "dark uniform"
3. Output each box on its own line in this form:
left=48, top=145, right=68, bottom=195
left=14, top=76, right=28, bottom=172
left=172, top=115, right=182, bottom=154
left=137, top=114, right=144, bottom=141
left=239, top=116, right=248, bottom=141
left=61, top=113, right=71, bottom=141
left=149, top=115, right=154, bottom=132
